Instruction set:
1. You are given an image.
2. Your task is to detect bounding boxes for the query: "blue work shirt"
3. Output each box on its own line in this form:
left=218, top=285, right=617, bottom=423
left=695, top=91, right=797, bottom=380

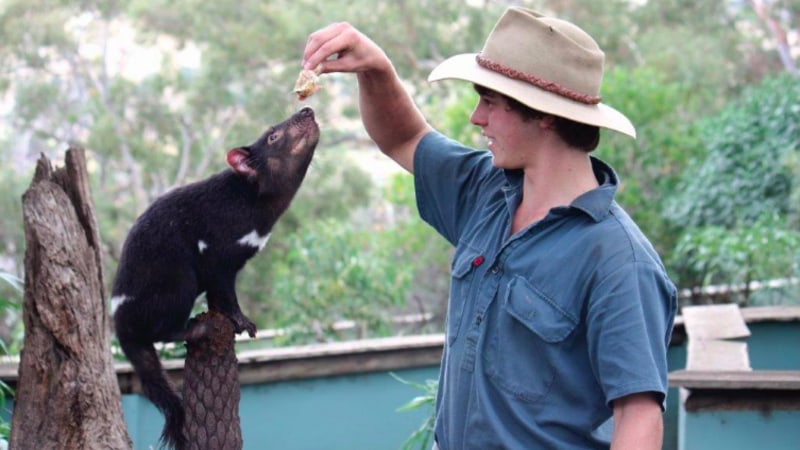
left=414, top=131, right=677, bottom=450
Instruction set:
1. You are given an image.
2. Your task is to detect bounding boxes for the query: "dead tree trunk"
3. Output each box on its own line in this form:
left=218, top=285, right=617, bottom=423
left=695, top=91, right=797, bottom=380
left=182, top=311, right=243, bottom=449
left=10, top=149, right=132, bottom=449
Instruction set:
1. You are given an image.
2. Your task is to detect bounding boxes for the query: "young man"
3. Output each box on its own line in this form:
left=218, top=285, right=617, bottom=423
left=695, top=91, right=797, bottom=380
left=303, top=7, right=676, bottom=449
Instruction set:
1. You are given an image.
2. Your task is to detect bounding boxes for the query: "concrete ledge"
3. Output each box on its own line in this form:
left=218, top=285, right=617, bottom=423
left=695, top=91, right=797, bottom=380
left=669, top=370, right=800, bottom=390
left=115, top=334, right=446, bottom=394
left=681, top=388, right=800, bottom=413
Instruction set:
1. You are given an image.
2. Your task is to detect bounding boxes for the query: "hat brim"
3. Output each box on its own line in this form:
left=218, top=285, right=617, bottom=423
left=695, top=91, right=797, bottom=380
left=428, top=53, right=636, bottom=138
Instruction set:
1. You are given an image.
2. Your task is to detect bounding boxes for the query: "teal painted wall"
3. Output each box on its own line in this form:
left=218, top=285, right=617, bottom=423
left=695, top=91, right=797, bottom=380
left=679, top=406, right=800, bottom=450
left=124, top=350, right=693, bottom=450
left=661, top=320, right=800, bottom=450
left=665, top=340, right=688, bottom=450
left=123, top=366, right=440, bottom=450
left=122, top=321, right=799, bottom=450
left=675, top=321, right=800, bottom=450
left=5, top=315, right=796, bottom=449
left=747, top=322, right=800, bottom=370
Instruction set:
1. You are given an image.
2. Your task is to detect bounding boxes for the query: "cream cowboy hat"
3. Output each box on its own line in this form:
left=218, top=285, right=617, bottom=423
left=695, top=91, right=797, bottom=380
left=428, top=7, right=636, bottom=138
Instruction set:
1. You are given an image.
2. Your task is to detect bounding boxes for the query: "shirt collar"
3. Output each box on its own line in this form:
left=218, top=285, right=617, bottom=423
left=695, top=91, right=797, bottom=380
left=573, top=157, right=619, bottom=222
left=503, top=156, right=619, bottom=223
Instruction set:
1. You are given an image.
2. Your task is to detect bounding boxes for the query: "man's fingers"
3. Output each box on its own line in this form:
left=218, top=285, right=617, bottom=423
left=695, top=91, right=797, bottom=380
left=303, top=22, right=353, bottom=70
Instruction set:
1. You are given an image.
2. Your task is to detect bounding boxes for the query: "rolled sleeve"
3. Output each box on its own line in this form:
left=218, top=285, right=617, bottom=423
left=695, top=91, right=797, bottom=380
left=414, top=131, right=496, bottom=246
left=587, top=260, right=677, bottom=410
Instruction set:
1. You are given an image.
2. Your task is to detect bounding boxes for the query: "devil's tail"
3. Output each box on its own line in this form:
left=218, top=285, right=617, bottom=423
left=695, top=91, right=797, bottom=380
left=119, top=338, right=186, bottom=449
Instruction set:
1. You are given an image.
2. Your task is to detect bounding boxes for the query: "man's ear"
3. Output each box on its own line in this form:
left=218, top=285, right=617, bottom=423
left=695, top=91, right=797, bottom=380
left=226, top=148, right=257, bottom=177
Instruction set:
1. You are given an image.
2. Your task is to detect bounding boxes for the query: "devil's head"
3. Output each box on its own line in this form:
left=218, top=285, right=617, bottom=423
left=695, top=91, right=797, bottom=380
left=226, top=107, right=320, bottom=197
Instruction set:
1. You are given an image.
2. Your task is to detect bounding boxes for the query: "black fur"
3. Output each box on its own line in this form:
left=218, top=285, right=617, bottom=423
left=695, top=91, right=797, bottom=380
left=112, top=107, right=319, bottom=449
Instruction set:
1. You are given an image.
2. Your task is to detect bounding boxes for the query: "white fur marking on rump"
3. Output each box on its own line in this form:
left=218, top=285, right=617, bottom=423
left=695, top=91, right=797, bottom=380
left=110, top=295, right=130, bottom=314
left=238, top=230, right=271, bottom=251
left=198, top=240, right=208, bottom=254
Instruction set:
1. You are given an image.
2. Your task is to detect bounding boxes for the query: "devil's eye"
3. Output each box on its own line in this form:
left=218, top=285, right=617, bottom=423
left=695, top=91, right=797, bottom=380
left=268, top=132, right=279, bottom=144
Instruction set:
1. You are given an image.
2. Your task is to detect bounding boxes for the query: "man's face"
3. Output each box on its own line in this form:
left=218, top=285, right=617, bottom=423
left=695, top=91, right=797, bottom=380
left=470, top=90, right=542, bottom=170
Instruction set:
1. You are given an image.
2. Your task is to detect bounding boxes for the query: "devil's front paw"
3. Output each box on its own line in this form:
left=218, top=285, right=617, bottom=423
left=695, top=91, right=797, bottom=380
left=230, top=312, right=257, bottom=338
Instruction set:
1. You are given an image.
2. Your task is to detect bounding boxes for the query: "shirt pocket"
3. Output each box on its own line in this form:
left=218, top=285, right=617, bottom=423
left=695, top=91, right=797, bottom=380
left=506, top=276, right=578, bottom=343
left=447, top=246, right=482, bottom=346
left=484, top=276, right=578, bottom=403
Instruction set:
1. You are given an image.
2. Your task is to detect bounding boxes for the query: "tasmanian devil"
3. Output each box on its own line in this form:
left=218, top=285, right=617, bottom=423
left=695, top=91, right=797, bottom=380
left=112, top=106, right=319, bottom=449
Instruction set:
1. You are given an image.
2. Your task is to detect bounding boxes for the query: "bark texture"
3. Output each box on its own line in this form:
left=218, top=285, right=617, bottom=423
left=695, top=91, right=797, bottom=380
left=10, top=149, right=132, bottom=449
left=182, top=311, right=243, bottom=450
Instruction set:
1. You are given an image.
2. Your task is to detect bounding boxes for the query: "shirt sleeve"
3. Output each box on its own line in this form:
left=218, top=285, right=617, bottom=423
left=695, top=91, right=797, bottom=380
left=414, top=131, right=496, bottom=246
left=586, top=259, right=677, bottom=410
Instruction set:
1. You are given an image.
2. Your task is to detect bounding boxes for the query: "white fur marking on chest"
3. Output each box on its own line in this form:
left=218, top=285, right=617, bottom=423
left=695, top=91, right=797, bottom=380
left=237, top=230, right=271, bottom=251
left=110, top=295, right=130, bottom=315
left=198, top=240, right=208, bottom=254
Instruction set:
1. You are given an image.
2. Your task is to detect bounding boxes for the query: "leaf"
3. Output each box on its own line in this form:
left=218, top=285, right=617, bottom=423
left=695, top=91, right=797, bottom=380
left=0, top=273, right=22, bottom=293
left=396, top=395, right=434, bottom=413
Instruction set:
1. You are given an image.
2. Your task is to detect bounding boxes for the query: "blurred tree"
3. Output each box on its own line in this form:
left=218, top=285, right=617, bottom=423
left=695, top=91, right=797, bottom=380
left=746, top=0, right=799, bottom=74
left=594, top=66, right=704, bottom=258
left=0, top=0, right=490, bottom=337
left=1, top=0, right=799, bottom=339
left=666, top=73, right=800, bottom=297
left=668, top=73, right=800, bottom=229
left=673, top=214, right=800, bottom=304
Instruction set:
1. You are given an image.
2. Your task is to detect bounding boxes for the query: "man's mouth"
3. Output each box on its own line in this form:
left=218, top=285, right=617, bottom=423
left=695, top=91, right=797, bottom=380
left=485, top=134, right=496, bottom=149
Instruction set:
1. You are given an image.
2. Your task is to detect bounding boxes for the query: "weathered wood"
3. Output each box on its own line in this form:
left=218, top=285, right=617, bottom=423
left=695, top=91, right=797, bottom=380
left=683, top=388, right=800, bottom=413
left=740, top=306, right=800, bottom=323
left=674, top=367, right=800, bottom=413
left=682, top=304, right=753, bottom=373
left=11, top=149, right=132, bottom=449
left=682, top=304, right=751, bottom=341
left=113, top=334, right=445, bottom=393
left=686, top=340, right=751, bottom=371
left=669, top=370, right=800, bottom=390
left=236, top=334, right=444, bottom=385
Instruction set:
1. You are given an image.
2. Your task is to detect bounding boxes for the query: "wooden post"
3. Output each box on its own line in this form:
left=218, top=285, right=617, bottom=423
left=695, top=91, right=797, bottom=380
left=11, top=149, right=131, bottom=449
left=182, top=311, right=243, bottom=449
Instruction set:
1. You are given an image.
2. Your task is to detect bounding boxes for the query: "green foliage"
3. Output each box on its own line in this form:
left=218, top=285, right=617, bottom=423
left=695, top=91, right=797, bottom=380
left=0, top=168, right=25, bottom=270
left=0, top=272, right=23, bottom=358
left=672, top=213, right=800, bottom=304
left=274, top=150, right=374, bottom=232
left=381, top=174, right=452, bottom=321
left=0, top=272, right=21, bottom=440
left=267, top=218, right=412, bottom=343
left=668, top=73, right=800, bottom=228
left=595, top=66, right=704, bottom=258
left=261, top=171, right=451, bottom=344
left=666, top=73, right=800, bottom=293
left=0, top=274, right=21, bottom=293
left=1, top=0, right=799, bottom=351
left=0, top=1, right=491, bottom=333
left=392, top=373, right=438, bottom=450
left=423, top=84, right=481, bottom=148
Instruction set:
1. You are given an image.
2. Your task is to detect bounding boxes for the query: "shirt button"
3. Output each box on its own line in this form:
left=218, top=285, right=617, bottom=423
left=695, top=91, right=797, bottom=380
left=475, top=315, right=482, bottom=325
left=491, top=266, right=500, bottom=274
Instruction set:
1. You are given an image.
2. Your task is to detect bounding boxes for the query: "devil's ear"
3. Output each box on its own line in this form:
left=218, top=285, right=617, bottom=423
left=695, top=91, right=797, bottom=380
left=226, top=148, right=257, bottom=178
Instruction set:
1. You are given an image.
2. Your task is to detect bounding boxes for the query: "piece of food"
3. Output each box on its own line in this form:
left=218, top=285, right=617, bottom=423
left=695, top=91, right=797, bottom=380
left=293, top=65, right=322, bottom=101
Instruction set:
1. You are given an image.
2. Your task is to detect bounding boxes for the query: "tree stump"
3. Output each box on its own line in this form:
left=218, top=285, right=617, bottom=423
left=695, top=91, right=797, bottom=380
left=182, top=311, right=243, bottom=450
left=10, top=149, right=132, bottom=449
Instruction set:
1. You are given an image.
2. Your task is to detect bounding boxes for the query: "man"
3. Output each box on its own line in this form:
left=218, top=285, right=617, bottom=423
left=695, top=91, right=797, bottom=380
left=303, top=7, right=676, bottom=449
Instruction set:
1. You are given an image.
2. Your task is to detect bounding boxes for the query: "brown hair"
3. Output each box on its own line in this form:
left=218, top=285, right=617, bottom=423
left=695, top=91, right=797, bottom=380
left=473, top=84, right=600, bottom=152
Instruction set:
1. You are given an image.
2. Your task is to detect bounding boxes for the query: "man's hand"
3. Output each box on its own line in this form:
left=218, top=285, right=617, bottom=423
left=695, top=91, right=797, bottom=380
left=302, top=22, right=392, bottom=76
left=301, top=23, right=431, bottom=173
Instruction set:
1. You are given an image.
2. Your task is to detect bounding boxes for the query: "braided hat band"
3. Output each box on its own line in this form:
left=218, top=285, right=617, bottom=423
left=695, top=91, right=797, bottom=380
left=475, top=54, right=602, bottom=105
